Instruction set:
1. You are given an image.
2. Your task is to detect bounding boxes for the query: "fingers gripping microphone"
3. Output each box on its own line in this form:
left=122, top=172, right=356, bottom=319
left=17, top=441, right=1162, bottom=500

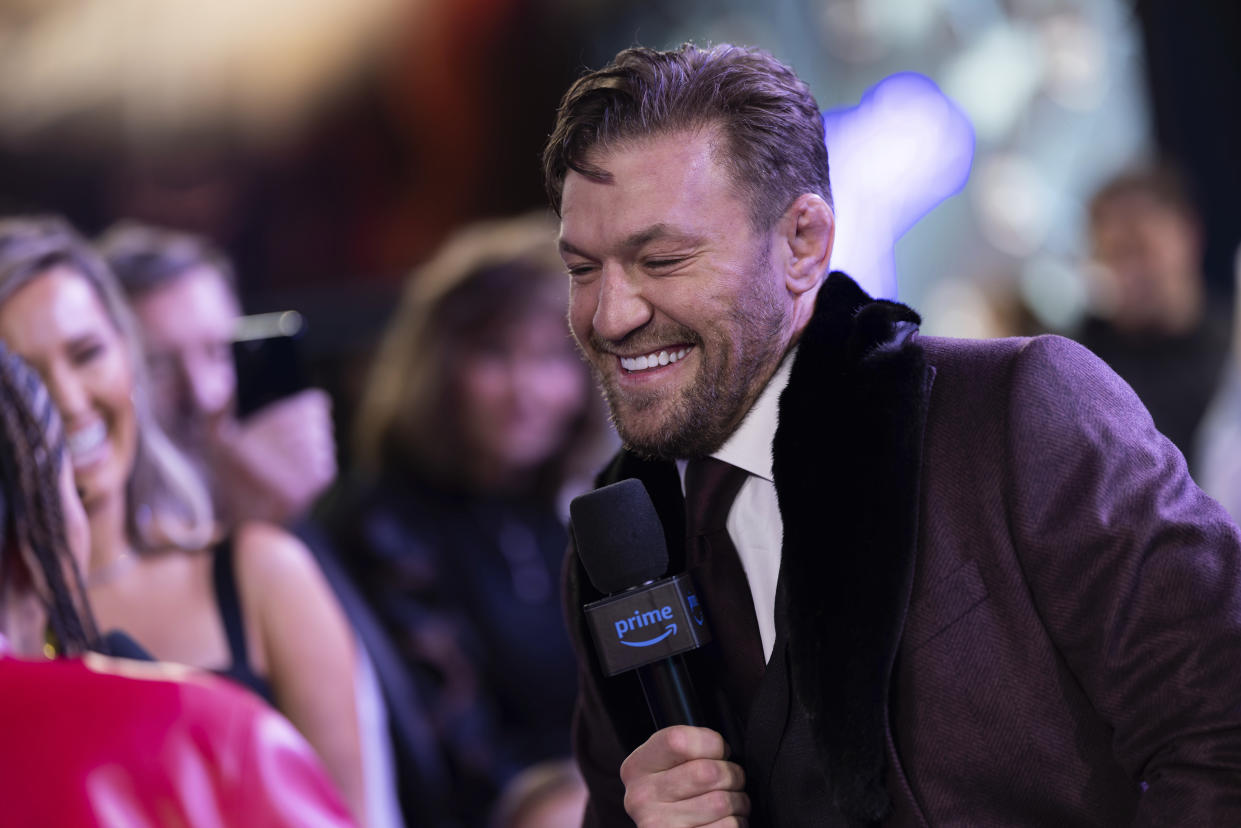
left=570, top=479, right=711, bottom=729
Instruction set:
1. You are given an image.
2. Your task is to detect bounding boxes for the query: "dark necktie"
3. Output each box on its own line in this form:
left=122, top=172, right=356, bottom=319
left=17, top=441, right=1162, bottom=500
left=684, top=457, right=767, bottom=718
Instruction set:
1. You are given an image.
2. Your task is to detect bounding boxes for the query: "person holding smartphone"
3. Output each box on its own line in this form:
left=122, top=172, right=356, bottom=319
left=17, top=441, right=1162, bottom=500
left=97, top=222, right=335, bottom=527
left=98, top=219, right=429, bottom=828
left=0, top=339, right=355, bottom=827
left=0, top=216, right=369, bottom=824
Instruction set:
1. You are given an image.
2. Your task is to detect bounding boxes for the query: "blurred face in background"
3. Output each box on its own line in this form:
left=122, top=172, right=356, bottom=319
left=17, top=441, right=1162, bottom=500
left=1090, top=192, right=1202, bottom=333
left=128, top=265, right=239, bottom=458
left=0, top=268, right=139, bottom=517
left=453, top=306, right=588, bottom=487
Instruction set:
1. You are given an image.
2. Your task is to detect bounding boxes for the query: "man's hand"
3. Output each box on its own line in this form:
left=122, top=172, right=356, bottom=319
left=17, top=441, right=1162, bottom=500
left=212, top=388, right=337, bottom=525
left=620, top=725, right=750, bottom=828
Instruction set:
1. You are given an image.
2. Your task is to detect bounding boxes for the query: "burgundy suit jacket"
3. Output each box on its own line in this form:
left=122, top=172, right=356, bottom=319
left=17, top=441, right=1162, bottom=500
left=564, top=273, right=1241, bottom=826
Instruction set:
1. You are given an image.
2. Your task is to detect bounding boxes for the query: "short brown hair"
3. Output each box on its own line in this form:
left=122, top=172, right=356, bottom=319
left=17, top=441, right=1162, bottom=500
left=542, top=43, right=831, bottom=230
left=96, top=221, right=236, bottom=300
left=1088, top=164, right=1199, bottom=229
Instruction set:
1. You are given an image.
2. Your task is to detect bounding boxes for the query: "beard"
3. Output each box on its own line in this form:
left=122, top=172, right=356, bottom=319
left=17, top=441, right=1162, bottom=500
left=586, top=257, right=790, bottom=461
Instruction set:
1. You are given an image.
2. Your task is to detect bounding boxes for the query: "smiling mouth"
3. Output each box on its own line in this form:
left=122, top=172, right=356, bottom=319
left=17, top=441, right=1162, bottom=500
left=65, top=420, right=108, bottom=468
left=619, top=346, right=691, bottom=373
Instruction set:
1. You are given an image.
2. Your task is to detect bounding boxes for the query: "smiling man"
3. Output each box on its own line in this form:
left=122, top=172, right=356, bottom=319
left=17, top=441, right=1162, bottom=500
left=559, top=127, right=812, bottom=461
left=546, top=43, right=1241, bottom=827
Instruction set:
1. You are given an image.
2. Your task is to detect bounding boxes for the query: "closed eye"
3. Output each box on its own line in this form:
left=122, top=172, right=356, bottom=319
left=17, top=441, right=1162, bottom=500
left=645, top=257, right=686, bottom=270
left=70, top=340, right=105, bottom=366
left=566, top=263, right=599, bottom=280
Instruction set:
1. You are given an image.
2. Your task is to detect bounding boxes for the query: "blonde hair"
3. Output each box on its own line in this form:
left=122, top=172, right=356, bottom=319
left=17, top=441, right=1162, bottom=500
left=0, top=216, right=214, bottom=554
left=354, top=211, right=602, bottom=496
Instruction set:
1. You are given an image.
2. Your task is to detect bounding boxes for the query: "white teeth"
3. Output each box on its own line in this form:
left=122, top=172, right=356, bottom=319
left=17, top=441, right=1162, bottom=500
left=66, top=421, right=107, bottom=461
left=620, top=348, right=690, bottom=372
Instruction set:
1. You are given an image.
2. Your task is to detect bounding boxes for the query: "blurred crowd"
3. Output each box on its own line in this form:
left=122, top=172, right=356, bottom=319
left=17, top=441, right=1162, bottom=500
left=0, top=76, right=1239, bottom=828
left=0, top=0, right=1237, bottom=823
left=0, top=211, right=606, bottom=826
left=2, top=152, right=1239, bottom=825
left=999, top=164, right=1240, bottom=514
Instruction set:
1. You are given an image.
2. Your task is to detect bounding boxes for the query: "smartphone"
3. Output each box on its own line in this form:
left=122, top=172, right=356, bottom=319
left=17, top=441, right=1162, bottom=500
left=231, top=311, right=310, bottom=420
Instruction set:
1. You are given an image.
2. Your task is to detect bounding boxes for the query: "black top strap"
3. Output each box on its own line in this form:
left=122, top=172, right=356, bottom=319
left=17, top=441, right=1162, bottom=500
left=211, top=535, right=275, bottom=704
left=211, top=534, right=250, bottom=665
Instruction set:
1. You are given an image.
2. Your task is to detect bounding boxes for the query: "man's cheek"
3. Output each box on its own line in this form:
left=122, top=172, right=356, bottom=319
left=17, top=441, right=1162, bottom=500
left=568, top=279, right=602, bottom=326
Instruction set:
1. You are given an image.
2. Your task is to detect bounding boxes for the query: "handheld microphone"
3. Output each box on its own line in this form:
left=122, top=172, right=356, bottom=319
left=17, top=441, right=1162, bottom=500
left=570, top=479, right=711, bottom=729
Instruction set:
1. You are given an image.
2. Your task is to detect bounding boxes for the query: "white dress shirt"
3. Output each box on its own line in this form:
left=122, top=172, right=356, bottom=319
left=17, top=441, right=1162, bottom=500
left=678, top=349, right=795, bottom=663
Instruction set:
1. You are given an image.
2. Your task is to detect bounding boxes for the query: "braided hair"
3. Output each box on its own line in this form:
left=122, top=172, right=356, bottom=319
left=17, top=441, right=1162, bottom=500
left=0, top=216, right=214, bottom=554
left=0, top=342, right=98, bottom=655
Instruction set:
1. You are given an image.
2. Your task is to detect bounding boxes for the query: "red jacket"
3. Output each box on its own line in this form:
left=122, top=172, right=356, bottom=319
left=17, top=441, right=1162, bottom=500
left=0, top=651, right=355, bottom=827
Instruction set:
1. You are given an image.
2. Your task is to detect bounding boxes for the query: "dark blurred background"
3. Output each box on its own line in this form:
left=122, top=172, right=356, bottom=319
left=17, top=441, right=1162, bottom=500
left=1, top=0, right=1238, bottom=446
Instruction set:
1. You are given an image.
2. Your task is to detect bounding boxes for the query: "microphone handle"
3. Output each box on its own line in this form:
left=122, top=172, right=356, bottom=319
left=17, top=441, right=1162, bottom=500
left=637, top=654, right=707, bottom=729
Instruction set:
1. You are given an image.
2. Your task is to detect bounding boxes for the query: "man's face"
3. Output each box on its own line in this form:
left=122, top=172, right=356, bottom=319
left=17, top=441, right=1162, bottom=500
left=559, top=128, right=794, bottom=460
left=1090, top=193, right=1201, bottom=331
left=130, top=266, right=240, bottom=458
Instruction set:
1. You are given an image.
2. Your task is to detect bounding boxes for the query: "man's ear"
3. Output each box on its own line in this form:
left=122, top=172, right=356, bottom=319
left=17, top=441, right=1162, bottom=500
left=781, top=193, right=835, bottom=297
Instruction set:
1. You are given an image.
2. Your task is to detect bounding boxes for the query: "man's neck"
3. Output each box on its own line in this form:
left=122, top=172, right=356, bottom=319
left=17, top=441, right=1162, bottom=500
left=678, top=346, right=798, bottom=482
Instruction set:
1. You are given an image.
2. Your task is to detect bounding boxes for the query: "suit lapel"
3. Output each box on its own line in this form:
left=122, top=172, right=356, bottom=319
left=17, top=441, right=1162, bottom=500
left=582, top=272, right=933, bottom=824
left=774, top=272, right=931, bottom=823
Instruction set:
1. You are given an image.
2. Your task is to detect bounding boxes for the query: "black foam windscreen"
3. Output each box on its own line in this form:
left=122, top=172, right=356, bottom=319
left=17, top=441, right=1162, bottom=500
left=570, top=479, right=669, bottom=595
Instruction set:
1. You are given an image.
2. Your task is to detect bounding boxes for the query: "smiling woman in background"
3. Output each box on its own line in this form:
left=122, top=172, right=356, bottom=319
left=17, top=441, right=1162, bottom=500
left=0, top=340, right=354, bottom=826
left=325, top=212, right=609, bottom=824
left=0, top=216, right=368, bottom=825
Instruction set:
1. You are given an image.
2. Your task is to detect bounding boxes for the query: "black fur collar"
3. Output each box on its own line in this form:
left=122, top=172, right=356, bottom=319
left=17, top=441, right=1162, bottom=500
left=583, top=272, right=931, bottom=822
left=774, top=272, right=930, bottom=821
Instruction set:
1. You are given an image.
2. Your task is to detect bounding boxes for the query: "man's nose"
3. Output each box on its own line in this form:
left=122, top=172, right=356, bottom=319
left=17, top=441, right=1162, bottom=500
left=592, top=264, right=652, bottom=343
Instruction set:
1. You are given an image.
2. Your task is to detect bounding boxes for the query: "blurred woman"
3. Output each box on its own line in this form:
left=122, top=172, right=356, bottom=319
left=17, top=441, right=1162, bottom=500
left=326, top=212, right=611, bottom=822
left=0, top=216, right=367, bottom=824
left=0, top=341, right=354, bottom=826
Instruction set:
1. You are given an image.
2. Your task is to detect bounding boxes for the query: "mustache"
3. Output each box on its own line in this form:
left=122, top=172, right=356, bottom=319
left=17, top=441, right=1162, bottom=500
left=586, top=324, right=702, bottom=357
